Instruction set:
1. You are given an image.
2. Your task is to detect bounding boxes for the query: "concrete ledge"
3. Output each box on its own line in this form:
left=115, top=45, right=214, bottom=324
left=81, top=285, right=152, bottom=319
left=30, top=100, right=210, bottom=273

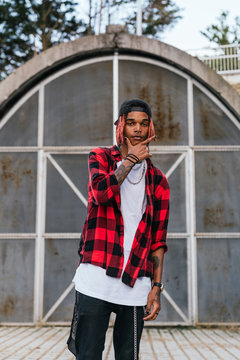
left=1, top=33, right=240, bottom=118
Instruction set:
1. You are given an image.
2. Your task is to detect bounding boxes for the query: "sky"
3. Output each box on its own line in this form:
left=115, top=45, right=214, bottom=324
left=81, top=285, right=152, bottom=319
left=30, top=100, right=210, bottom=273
left=162, top=0, right=239, bottom=52
left=78, top=0, right=239, bottom=54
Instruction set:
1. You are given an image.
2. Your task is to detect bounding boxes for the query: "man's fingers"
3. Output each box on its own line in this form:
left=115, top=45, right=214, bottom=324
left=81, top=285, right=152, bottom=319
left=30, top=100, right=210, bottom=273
left=143, top=310, right=159, bottom=321
left=124, top=137, right=131, bottom=146
left=141, top=135, right=156, bottom=145
left=143, top=302, right=160, bottom=321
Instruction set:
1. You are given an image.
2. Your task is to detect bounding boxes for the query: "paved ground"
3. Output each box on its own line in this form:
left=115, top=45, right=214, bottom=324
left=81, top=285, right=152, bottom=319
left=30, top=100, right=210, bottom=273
left=0, top=326, right=240, bottom=359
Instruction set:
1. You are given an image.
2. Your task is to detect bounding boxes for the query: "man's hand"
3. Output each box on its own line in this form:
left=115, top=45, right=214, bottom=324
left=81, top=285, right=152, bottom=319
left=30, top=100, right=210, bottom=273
left=125, top=135, right=156, bottom=162
left=143, top=287, right=161, bottom=321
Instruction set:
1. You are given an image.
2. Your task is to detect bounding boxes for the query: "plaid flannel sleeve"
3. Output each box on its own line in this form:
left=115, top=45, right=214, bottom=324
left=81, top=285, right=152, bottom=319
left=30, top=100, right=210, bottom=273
left=88, top=148, right=120, bottom=205
left=151, top=174, right=170, bottom=252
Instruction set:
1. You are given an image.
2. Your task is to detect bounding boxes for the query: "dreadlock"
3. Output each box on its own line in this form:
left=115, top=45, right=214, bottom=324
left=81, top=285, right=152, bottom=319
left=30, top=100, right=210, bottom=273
left=116, top=114, right=155, bottom=146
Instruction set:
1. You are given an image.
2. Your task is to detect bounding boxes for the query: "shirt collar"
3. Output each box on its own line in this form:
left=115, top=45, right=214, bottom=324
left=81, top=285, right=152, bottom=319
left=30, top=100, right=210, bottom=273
left=110, top=145, right=122, bottom=160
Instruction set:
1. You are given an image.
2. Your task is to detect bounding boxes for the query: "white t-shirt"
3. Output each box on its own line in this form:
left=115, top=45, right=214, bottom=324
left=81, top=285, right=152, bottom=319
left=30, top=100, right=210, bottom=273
left=73, top=160, right=151, bottom=306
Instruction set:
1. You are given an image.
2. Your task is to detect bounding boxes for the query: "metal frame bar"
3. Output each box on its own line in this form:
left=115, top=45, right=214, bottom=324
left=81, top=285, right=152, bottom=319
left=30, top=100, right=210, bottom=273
left=34, top=85, right=47, bottom=325
left=113, top=51, right=119, bottom=145
left=0, top=146, right=239, bottom=153
left=38, top=85, right=44, bottom=147
left=187, top=148, right=198, bottom=324
left=34, top=150, right=46, bottom=325
left=187, top=79, right=194, bottom=147
left=186, top=78, right=198, bottom=325
left=1, top=232, right=238, bottom=240
left=196, top=233, right=240, bottom=238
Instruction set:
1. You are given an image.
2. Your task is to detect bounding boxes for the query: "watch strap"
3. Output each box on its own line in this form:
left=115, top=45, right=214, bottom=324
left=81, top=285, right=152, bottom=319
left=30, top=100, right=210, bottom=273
left=152, top=282, right=164, bottom=292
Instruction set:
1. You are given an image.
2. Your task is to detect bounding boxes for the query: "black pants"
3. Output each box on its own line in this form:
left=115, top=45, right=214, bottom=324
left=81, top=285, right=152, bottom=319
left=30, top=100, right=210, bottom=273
left=67, top=291, right=144, bottom=360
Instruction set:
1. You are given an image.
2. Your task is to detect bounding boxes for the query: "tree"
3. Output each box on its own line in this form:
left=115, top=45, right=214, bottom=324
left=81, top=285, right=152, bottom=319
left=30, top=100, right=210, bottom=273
left=200, top=11, right=240, bottom=46
left=124, top=0, right=182, bottom=38
left=71, top=0, right=182, bottom=38
left=0, top=0, right=86, bottom=80
left=82, top=0, right=133, bottom=35
left=0, top=0, right=182, bottom=80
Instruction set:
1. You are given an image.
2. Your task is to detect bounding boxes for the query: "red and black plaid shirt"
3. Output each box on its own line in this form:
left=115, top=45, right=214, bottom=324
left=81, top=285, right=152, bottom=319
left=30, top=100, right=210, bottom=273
left=79, top=145, right=170, bottom=287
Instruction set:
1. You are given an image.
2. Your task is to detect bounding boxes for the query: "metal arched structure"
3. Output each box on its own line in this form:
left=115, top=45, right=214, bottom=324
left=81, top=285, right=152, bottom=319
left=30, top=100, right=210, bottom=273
left=0, top=34, right=239, bottom=326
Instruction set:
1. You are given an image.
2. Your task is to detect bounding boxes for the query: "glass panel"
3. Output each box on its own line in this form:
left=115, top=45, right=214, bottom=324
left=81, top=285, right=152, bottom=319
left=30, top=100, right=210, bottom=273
left=152, top=154, right=186, bottom=232
left=0, top=239, right=34, bottom=322
left=51, top=154, right=89, bottom=199
left=151, top=153, right=180, bottom=174
left=44, top=61, right=113, bottom=146
left=197, top=238, right=240, bottom=322
left=193, top=85, right=240, bottom=145
left=44, top=238, right=79, bottom=321
left=195, top=151, right=240, bottom=232
left=156, top=238, right=188, bottom=322
left=0, top=153, right=37, bottom=232
left=119, top=60, right=188, bottom=145
left=45, top=156, right=88, bottom=232
left=0, top=93, right=38, bottom=146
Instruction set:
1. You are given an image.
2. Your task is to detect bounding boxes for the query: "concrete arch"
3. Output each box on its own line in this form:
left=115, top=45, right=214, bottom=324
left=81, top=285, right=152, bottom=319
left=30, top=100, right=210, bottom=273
left=0, top=32, right=240, bottom=119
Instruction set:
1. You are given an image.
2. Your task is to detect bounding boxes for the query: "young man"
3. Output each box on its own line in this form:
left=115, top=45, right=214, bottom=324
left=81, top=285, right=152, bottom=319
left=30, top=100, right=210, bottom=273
left=68, top=99, right=170, bottom=360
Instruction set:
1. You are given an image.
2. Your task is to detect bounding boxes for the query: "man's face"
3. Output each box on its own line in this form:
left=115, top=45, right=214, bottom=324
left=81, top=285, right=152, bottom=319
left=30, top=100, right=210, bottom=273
left=124, top=111, right=149, bottom=146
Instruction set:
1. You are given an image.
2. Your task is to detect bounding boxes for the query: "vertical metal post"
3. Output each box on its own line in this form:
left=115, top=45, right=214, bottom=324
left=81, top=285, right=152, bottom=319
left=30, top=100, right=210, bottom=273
left=137, top=0, right=142, bottom=36
left=34, top=150, right=46, bottom=325
left=187, top=78, right=197, bottom=325
left=113, top=52, right=119, bottom=145
left=187, top=79, right=194, bottom=148
left=34, top=85, right=46, bottom=325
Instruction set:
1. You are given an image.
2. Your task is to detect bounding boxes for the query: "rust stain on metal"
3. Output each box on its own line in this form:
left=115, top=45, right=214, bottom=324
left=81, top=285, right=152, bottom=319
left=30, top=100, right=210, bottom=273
left=204, top=205, right=235, bottom=228
left=0, top=156, right=34, bottom=194
left=138, top=85, right=150, bottom=104
left=205, top=154, right=225, bottom=177
left=1, top=242, right=7, bottom=268
left=153, top=85, right=181, bottom=143
left=1, top=157, right=21, bottom=194
left=125, top=85, right=131, bottom=96
left=199, top=101, right=223, bottom=140
left=0, top=296, right=15, bottom=316
left=47, top=238, right=59, bottom=256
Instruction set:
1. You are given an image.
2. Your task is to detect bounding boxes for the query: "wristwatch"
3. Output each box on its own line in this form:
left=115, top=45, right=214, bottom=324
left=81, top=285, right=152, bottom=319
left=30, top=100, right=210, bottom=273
left=152, top=282, right=164, bottom=292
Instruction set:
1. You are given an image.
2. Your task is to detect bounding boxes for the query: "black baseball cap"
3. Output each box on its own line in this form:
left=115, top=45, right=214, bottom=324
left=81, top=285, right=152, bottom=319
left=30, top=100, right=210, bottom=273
left=115, top=98, right=152, bottom=125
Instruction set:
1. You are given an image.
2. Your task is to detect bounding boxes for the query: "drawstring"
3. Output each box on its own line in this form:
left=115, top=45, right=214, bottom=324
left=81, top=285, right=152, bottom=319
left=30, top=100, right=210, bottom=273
left=133, top=306, right=137, bottom=360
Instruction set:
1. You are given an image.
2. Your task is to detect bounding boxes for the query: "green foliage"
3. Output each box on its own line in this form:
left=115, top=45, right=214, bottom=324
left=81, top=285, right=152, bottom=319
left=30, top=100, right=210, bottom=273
left=0, top=0, right=182, bottom=80
left=200, top=11, right=240, bottom=45
left=0, top=0, right=34, bottom=79
left=0, top=0, right=85, bottom=80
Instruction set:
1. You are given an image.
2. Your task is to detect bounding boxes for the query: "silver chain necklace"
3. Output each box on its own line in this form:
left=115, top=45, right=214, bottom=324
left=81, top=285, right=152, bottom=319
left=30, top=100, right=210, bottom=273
left=126, top=161, right=146, bottom=185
